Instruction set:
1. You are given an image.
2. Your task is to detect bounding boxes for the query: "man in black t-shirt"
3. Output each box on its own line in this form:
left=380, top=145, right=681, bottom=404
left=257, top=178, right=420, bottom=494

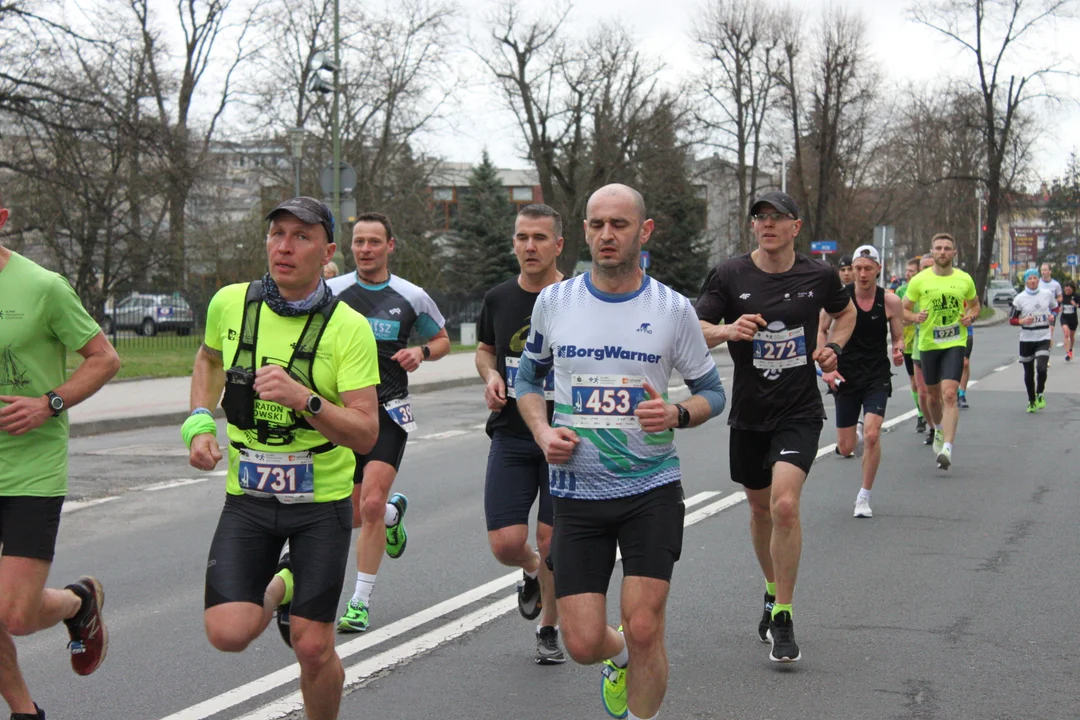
left=696, top=191, right=855, bottom=664
left=475, top=204, right=566, bottom=665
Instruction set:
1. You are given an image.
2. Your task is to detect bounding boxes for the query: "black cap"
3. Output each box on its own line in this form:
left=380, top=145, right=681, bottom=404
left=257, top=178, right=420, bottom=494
left=749, top=191, right=800, bottom=219
left=838, top=254, right=853, bottom=268
left=266, top=196, right=336, bottom=243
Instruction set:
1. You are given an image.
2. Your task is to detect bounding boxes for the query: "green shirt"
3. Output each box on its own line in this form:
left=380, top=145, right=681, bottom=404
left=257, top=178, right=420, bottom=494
left=0, top=252, right=102, bottom=496
left=895, top=283, right=916, bottom=353
left=204, top=283, right=381, bottom=503
left=905, top=267, right=977, bottom=352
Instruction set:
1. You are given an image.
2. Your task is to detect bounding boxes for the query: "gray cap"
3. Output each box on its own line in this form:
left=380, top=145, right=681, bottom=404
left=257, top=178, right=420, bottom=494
left=749, top=191, right=800, bottom=219
left=266, top=196, right=336, bottom=243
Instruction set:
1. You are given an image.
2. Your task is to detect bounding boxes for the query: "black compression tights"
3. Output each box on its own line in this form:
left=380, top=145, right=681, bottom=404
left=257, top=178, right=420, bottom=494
left=1023, top=357, right=1049, bottom=402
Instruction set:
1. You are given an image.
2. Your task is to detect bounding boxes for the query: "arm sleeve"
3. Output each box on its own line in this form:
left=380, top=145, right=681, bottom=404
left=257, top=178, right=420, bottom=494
left=685, top=366, right=726, bottom=418
left=693, top=266, right=726, bottom=324
left=478, top=292, right=495, bottom=346
left=514, top=354, right=546, bottom=399
left=47, top=276, right=103, bottom=352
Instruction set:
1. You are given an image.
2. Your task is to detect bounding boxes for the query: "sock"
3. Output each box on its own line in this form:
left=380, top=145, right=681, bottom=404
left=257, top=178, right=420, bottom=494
left=275, top=567, right=294, bottom=606
left=858, top=488, right=871, bottom=501
left=537, top=624, right=559, bottom=633
left=608, top=629, right=629, bottom=668
left=352, top=572, right=376, bottom=606
left=524, top=566, right=538, bottom=580
left=911, top=390, right=922, bottom=415
left=943, top=442, right=953, bottom=453
left=628, top=712, right=657, bottom=720
left=771, top=602, right=793, bottom=619
left=958, top=389, right=966, bottom=398
left=765, top=581, right=777, bottom=597
left=383, top=503, right=399, bottom=526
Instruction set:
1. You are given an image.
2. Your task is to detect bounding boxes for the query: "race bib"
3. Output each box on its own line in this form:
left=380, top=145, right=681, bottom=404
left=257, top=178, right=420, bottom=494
left=1062, top=305, right=1075, bottom=315
left=932, top=324, right=961, bottom=342
left=570, top=374, right=646, bottom=428
left=383, top=397, right=418, bottom=432
left=1028, top=313, right=1051, bottom=325
left=505, top=357, right=554, bottom=400
left=237, top=448, right=315, bottom=504
left=752, top=327, right=807, bottom=371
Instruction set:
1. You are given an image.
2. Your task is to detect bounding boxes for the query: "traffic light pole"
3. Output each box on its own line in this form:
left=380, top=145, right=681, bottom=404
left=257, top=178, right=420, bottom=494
left=332, top=0, right=341, bottom=250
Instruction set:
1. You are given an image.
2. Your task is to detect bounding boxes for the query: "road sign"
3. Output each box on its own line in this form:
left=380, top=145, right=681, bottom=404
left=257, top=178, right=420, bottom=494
left=640, top=251, right=650, bottom=270
left=810, top=241, right=838, bottom=254
left=1067, top=254, right=1078, bottom=267
left=320, top=161, right=357, bottom=195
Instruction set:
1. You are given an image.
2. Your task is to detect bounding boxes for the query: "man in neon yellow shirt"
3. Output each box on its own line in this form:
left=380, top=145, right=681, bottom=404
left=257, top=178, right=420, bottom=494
left=902, top=233, right=980, bottom=470
left=185, top=197, right=380, bottom=720
left=894, top=257, right=924, bottom=433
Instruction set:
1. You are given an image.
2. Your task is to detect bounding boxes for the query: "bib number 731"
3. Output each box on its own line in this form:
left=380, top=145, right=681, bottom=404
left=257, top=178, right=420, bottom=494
left=251, top=465, right=300, bottom=492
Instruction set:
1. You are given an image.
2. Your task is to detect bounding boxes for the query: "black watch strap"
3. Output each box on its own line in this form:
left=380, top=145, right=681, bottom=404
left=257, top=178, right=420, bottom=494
left=676, top=404, right=691, bottom=429
left=46, top=391, right=64, bottom=416
left=825, top=342, right=843, bottom=356
left=422, top=344, right=431, bottom=360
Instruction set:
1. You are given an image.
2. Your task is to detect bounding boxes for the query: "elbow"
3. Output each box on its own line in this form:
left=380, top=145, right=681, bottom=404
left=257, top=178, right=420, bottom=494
left=105, top=347, right=122, bottom=379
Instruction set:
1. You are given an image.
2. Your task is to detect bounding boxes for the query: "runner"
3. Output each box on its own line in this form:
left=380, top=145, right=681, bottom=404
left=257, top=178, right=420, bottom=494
left=1038, top=263, right=1064, bottom=350
left=958, top=325, right=973, bottom=409
left=327, top=212, right=450, bottom=634
left=697, top=190, right=855, bottom=664
left=902, top=233, right=980, bottom=470
left=0, top=188, right=120, bottom=720
left=516, top=184, right=726, bottom=719
left=475, top=203, right=565, bottom=664
left=1061, top=281, right=1077, bottom=361
left=818, top=246, right=904, bottom=518
left=911, top=255, right=937, bottom=446
left=895, top=258, right=925, bottom=432
left=1011, top=268, right=1058, bottom=412
left=837, top=254, right=854, bottom=286
left=184, top=196, right=381, bottom=720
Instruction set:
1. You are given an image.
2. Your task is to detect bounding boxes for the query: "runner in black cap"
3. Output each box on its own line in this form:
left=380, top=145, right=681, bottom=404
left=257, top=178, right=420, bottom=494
left=837, top=254, right=854, bottom=287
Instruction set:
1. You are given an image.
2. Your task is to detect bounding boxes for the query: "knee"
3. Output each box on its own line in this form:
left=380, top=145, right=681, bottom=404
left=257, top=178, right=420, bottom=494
left=206, top=623, right=254, bottom=653
left=561, top=623, right=606, bottom=665
left=0, top=609, right=36, bottom=637
left=489, top=534, right=525, bottom=566
left=292, top=631, right=335, bottom=669
left=942, top=387, right=958, bottom=404
left=623, top=610, right=663, bottom=653
left=864, top=428, right=881, bottom=447
left=359, top=495, right=388, bottom=525
left=837, top=436, right=855, bottom=456
left=770, top=495, right=799, bottom=529
left=748, top=499, right=772, bottom=525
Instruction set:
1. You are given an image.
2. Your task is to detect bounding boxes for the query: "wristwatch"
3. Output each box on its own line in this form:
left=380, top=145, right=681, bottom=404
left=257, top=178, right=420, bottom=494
left=305, top=394, right=323, bottom=416
left=675, top=404, right=691, bottom=429
left=421, top=345, right=431, bottom=360
left=825, top=342, right=843, bottom=356
left=45, top=391, right=65, bottom=417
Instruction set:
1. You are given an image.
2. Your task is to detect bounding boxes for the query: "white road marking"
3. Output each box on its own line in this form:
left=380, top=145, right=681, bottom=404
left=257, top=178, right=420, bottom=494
left=61, top=497, right=117, bottom=514
left=414, top=429, right=470, bottom=441
left=994, top=365, right=1010, bottom=372
left=144, top=478, right=210, bottom=492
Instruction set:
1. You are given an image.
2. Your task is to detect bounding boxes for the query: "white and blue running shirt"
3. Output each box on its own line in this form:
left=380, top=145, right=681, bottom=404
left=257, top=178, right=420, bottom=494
left=517, top=273, right=716, bottom=500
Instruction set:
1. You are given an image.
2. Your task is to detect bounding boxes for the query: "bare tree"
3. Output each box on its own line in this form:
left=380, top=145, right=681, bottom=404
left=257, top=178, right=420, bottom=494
left=911, top=0, right=1076, bottom=296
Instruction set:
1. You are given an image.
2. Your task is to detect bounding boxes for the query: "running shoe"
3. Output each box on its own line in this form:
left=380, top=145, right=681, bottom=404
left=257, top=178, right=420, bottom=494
left=932, top=429, right=944, bottom=455
left=758, top=592, right=776, bottom=643
left=517, top=570, right=542, bottom=620
left=63, top=576, right=107, bottom=676
left=275, top=550, right=293, bottom=648
left=1067, top=350, right=1073, bottom=362
left=337, top=599, right=370, bottom=633
left=854, top=421, right=865, bottom=458
left=854, top=496, right=873, bottom=518
left=924, top=427, right=934, bottom=446
left=535, top=625, right=566, bottom=665
left=915, top=416, right=927, bottom=434
left=958, top=395, right=969, bottom=410
left=600, top=659, right=628, bottom=718
left=1027, top=401, right=1038, bottom=413
left=385, top=492, right=409, bottom=559
left=10, top=703, right=45, bottom=719
left=936, top=446, right=952, bottom=470
left=767, top=611, right=801, bottom=663
left=1035, top=394, right=1047, bottom=410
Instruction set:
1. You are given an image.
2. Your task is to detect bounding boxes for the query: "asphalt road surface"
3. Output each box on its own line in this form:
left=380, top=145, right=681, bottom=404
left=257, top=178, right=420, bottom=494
left=21, top=322, right=1080, bottom=720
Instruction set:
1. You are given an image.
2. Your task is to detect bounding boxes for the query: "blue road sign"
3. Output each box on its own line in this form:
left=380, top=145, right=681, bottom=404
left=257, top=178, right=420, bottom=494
left=1067, top=254, right=1078, bottom=267
left=640, top=251, right=651, bottom=269
left=810, top=241, right=838, bottom=254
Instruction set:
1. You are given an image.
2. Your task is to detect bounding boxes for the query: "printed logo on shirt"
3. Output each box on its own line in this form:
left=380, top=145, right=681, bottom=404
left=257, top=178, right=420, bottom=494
left=0, top=309, right=26, bottom=321
left=637, top=323, right=653, bottom=334
left=739, top=293, right=752, bottom=300
left=228, top=329, right=238, bottom=341
left=389, top=308, right=402, bottom=315
left=557, top=344, right=663, bottom=363
left=796, top=290, right=816, bottom=299
left=510, top=321, right=532, bottom=354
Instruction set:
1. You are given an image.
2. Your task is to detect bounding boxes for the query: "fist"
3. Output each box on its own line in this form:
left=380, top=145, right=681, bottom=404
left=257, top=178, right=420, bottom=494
left=485, top=375, right=508, bottom=411
left=189, top=433, right=223, bottom=472
left=539, top=426, right=580, bottom=465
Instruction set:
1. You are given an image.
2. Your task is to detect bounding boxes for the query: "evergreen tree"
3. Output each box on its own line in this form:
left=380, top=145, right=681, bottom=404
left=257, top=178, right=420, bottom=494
left=447, top=151, right=518, bottom=299
left=1041, top=153, right=1080, bottom=271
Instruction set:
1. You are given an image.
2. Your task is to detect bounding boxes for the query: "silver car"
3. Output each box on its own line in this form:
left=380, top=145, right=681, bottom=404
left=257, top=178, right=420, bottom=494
left=103, top=294, right=195, bottom=336
left=985, top=279, right=1018, bottom=306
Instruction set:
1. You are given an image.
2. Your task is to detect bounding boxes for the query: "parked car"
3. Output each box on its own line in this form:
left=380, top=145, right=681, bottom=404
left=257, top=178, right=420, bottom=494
left=102, top=294, right=195, bottom=336
left=985, top=279, right=1018, bottom=306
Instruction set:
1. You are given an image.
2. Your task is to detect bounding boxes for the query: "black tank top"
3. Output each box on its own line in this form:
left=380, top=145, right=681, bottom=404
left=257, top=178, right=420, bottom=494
left=838, top=285, right=891, bottom=391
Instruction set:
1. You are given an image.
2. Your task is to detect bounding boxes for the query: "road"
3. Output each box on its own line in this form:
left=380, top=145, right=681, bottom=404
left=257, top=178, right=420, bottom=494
left=22, top=321, right=1080, bottom=720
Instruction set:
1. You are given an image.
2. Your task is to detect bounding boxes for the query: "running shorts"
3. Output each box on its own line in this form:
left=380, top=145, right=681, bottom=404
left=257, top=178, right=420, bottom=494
left=354, top=405, right=409, bottom=480
left=484, top=431, right=553, bottom=532
left=1061, top=313, right=1077, bottom=331
left=729, top=420, right=823, bottom=490
left=903, top=353, right=915, bottom=377
left=0, top=496, right=64, bottom=561
left=835, top=387, right=889, bottom=428
left=920, top=345, right=966, bottom=385
left=1019, top=340, right=1052, bottom=362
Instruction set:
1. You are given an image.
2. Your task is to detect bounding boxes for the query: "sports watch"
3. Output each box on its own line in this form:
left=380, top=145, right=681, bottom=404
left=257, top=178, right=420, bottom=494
left=45, top=391, right=65, bottom=416
left=824, top=342, right=843, bottom=356
left=675, top=404, right=691, bottom=429
left=305, top=394, right=323, bottom=416
left=421, top=344, right=431, bottom=360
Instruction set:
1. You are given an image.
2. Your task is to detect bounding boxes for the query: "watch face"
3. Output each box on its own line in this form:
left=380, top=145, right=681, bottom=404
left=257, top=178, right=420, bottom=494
left=50, top=396, right=63, bottom=410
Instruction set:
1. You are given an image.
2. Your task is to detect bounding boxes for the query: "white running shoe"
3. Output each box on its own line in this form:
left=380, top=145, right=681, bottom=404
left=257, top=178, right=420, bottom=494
left=854, top=496, right=873, bottom=518
left=936, top=446, right=952, bottom=470
left=854, top=421, right=865, bottom=458
left=932, top=430, right=944, bottom=456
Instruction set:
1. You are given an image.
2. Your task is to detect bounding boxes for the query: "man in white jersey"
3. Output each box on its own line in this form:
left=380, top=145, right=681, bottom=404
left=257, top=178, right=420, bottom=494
left=1012, top=268, right=1057, bottom=412
left=515, top=184, right=726, bottom=720
left=1038, top=263, right=1063, bottom=349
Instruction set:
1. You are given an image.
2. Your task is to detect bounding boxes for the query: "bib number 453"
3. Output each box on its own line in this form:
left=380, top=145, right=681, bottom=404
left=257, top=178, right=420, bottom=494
left=583, top=388, right=633, bottom=415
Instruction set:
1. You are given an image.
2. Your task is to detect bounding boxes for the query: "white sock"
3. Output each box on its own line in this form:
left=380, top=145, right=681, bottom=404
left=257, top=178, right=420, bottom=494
left=628, top=712, right=657, bottom=720
left=352, top=572, right=376, bottom=606
left=943, top=442, right=953, bottom=452
left=383, top=503, right=399, bottom=526
left=608, top=629, right=629, bottom=668
left=858, top=488, right=871, bottom=501
left=524, top=566, right=538, bottom=579
left=536, top=624, right=559, bottom=633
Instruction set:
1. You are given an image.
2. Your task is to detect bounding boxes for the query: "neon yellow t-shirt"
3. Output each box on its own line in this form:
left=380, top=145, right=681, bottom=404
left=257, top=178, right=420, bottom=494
left=905, top=268, right=977, bottom=352
left=895, top=283, right=916, bottom=353
left=204, top=283, right=380, bottom=502
left=0, top=253, right=102, bottom=496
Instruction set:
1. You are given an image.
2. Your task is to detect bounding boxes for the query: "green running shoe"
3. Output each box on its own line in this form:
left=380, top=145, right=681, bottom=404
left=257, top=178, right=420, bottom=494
left=932, top=429, right=944, bottom=455
left=1027, top=401, right=1038, bottom=413
left=385, top=493, right=409, bottom=559
left=600, top=659, right=628, bottom=719
left=1035, top=394, right=1046, bottom=410
left=337, top=599, right=369, bottom=633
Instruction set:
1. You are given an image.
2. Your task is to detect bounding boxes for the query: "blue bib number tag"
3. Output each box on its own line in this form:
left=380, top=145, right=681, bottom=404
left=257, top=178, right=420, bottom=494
left=752, top=327, right=807, bottom=371
left=932, top=324, right=961, bottom=341
left=505, top=357, right=554, bottom=400
left=383, top=397, right=418, bottom=432
left=570, top=374, right=645, bottom=428
left=237, top=449, right=315, bottom=504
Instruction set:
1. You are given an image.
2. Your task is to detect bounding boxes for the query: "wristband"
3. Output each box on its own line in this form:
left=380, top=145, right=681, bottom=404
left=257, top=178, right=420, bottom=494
left=191, top=407, right=213, bottom=418
left=181, top=413, right=218, bottom=450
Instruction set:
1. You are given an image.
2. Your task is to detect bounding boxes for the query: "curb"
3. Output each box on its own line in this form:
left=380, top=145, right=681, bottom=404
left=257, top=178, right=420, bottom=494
left=973, top=306, right=1009, bottom=328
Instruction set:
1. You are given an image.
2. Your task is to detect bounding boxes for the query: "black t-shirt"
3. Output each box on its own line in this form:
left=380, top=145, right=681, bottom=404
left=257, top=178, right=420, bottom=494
left=836, top=285, right=891, bottom=395
left=695, top=252, right=850, bottom=431
left=1060, top=293, right=1078, bottom=318
left=477, top=277, right=555, bottom=439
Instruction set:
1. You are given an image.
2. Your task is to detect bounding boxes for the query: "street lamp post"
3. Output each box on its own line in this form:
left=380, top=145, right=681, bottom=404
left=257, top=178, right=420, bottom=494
left=288, top=127, right=305, bottom=198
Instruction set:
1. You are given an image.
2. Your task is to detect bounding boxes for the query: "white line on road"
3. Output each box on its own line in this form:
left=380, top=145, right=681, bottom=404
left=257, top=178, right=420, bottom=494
left=414, top=429, right=470, bottom=441
left=61, top=497, right=117, bottom=514
left=144, top=478, right=210, bottom=492
left=995, top=365, right=1010, bottom=372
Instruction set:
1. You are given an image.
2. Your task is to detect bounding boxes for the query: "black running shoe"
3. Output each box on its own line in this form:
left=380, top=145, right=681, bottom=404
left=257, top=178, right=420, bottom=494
left=535, top=626, right=566, bottom=665
left=767, top=611, right=801, bottom=662
left=915, top=416, right=927, bottom=434
left=517, top=571, right=542, bottom=620
left=924, top=427, right=934, bottom=445
left=11, top=703, right=45, bottom=719
left=958, top=395, right=969, bottom=409
left=275, top=550, right=292, bottom=648
left=757, top=592, right=775, bottom=643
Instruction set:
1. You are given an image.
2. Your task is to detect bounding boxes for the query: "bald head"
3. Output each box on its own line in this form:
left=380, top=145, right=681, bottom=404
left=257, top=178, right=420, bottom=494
left=586, top=184, right=646, bottom=224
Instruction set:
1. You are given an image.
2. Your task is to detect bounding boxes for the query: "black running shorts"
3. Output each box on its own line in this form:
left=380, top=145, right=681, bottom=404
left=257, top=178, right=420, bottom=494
left=1018, top=339, right=1052, bottom=362
left=353, top=405, right=408, bottom=480
left=920, top=345, right=966, bottom=386
left=1061, top=312, right=1077, bottom=331
left=729, top=420, right=823, bottom=490
left=834, top=386, right=890, bottom=428
left=484, top=432, right=553, bottom=532
left=549, top=482, right=684, bottom=599
left=903, top=353, right=915, bottom=377
left=0, top=496, right=64, bottom=561
left=205, top=494, right=352, bottom=623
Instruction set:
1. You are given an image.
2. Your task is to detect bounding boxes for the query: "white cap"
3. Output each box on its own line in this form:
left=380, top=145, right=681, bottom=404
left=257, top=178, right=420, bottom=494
left=852, top=245, right=881, bottom=264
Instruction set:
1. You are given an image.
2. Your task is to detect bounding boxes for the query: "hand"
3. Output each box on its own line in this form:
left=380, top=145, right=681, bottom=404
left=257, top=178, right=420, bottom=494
left=392, top=347, right=424, bottom=372
left=633, top=381, right=677, bottom=433
left=813, top=346, right=839, bottom=373
left=820, top=370, right=844, bottom=391
left=1021, top=316, right=1034, bottom=326
left=485, top=373, right=508, bottom=411
left=892, top=344, right=905, bottom=366
left=253, top=365, right=308, bottom=412
left=537, top=426, right=580, bottom=465
left=189, top=433, right=223, bottom=472
left=0, top=395, right=52, bottom=436
left=960, top=314, right=974, bottom=326
left=725, top=314, right=767, bottom=342
left=915, top=310, right=929, bottom=323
